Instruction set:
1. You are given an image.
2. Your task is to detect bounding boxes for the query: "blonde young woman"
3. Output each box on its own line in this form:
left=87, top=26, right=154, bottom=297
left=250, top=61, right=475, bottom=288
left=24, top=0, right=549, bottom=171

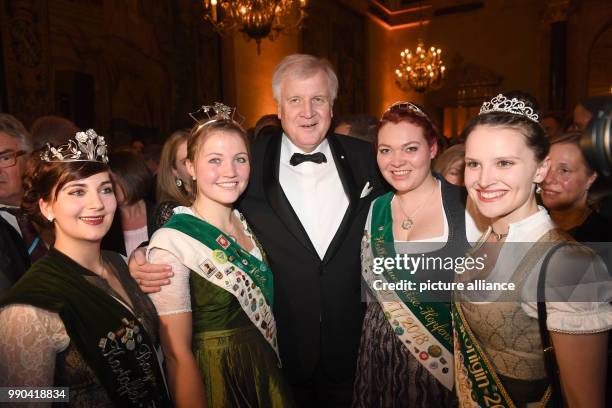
left=454, top=94, right=611, bottom=407
left=146, top=107, right=294, bottom=407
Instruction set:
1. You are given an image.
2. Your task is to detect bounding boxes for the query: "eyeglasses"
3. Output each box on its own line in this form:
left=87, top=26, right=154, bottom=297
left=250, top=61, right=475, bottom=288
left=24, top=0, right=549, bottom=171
left=0, top=150, right=27, bottom=168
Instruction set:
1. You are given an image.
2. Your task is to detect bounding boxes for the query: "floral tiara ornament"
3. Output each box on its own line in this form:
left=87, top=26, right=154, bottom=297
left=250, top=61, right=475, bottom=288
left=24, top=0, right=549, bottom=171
left=479, top=94, right=539, bottom=123
left=40, top=129, right=109, bottom=164
left=189, top=102, right=244, bottom=127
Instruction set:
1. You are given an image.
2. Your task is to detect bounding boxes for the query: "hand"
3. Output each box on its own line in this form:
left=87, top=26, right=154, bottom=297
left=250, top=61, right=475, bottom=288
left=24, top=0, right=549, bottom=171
left=129, top=247, right=173, bottom=293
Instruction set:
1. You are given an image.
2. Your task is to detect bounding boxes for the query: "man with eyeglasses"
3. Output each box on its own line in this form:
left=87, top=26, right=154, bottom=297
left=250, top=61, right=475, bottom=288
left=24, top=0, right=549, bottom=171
left=0, top=113, right=38, bottom=295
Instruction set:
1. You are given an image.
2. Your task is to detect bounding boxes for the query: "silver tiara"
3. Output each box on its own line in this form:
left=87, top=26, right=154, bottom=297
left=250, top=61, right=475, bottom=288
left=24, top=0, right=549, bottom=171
left=384, top=101, right=428, bottom=118
left=189, top=102, right=244, bottom=126
left=41, top=129, right=108, bottom=163
left=479, top=94, right=539, bottom=123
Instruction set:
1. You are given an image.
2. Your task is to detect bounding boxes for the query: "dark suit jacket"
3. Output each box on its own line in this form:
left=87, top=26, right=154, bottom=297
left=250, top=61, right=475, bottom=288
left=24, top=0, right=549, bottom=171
left=238, top=127, right=384, bottom=384
left=0, top=216, right=30, bottom=295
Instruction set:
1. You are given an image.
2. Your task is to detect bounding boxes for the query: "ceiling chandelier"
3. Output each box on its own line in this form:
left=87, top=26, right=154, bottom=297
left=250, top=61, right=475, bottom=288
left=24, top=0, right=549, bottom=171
left=395, top=42, right=445, bottom=93
left=203, top=0, right=307, bottom=54
left=394, top=5, right=445, bottom=93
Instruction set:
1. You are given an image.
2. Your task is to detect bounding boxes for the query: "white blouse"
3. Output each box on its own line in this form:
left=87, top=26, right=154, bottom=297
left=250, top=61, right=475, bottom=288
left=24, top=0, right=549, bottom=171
left=0, top=305, right=69, bottom=406
left=472, top=208, right=612, bottom=333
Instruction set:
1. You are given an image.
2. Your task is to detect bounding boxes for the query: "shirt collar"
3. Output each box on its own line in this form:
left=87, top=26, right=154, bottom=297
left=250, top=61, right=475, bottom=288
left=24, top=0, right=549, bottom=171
left=506, top=206, right=555, bottom=242
left=280, top=133, right=331, bottom=164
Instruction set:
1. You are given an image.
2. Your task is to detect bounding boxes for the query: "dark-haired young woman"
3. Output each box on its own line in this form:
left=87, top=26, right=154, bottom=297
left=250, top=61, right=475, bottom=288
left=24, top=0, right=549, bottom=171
left=353, top=102, right=474, bottom=407
left=455, top=95, right=611, bottom=407
left=0, top=130, right=170, bottom=407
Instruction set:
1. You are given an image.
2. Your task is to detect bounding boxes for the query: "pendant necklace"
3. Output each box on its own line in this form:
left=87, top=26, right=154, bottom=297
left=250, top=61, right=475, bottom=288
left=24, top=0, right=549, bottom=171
left=491, top=229, right=508, bottom=241
left=192, top=206, right=238, bottom=241
left=396, top=180, right=437, bottom=231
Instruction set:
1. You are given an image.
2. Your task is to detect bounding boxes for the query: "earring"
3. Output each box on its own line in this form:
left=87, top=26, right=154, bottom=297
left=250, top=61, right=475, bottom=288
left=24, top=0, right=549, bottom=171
left=48, top=215, right=54, bottom=222
left=192, top=176, right=196, bottom=181
left=175, top=177, right=183, bottom=187
left=535, top=183, right=542, bottom=194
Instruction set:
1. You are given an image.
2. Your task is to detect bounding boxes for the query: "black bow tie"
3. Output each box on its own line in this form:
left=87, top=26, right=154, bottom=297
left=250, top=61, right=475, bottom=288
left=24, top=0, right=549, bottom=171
left=290, top=152, right=327, bottom=166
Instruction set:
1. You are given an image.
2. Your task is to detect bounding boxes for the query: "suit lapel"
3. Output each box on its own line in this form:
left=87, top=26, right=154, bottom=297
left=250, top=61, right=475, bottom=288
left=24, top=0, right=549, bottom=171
left=262, top=132, right=319, bottom=258
left=322, top=134, right=360, bottom=263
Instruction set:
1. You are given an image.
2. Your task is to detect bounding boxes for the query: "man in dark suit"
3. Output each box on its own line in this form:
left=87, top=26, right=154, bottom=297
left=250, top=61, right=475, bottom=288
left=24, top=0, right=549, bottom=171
left=236, top=54, right=382, bottom=406
left=0, top=113, right=40, bottom=293
left=130, top=54, right=383, bottom=407
left=0, top=216, right=30, bottom=295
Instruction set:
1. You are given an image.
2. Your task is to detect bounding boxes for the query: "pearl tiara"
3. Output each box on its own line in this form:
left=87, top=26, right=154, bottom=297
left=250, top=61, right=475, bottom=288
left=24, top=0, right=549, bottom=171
left=41, top=129, right=108, bottom=164
left=479, top=94, right=539, bottom=123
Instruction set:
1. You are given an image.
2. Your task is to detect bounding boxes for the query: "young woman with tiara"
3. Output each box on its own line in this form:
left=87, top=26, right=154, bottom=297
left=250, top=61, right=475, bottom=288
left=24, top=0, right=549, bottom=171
left=0, top=130, right=170, bottom=407
left=454, top=94, right=612, bottom=407
left=353, top=102, right=475, bottom=407
left=146, top=103, right=294, bottom=407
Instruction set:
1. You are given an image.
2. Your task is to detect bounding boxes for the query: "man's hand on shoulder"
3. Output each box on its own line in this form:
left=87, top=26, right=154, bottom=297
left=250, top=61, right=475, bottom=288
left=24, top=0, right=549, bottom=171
left=129, top=247, right=173, bottom=293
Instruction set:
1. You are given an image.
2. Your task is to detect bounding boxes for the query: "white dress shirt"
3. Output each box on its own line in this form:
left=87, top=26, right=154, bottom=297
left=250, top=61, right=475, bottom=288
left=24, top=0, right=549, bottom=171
left=279, top=134, right=349, bottom=259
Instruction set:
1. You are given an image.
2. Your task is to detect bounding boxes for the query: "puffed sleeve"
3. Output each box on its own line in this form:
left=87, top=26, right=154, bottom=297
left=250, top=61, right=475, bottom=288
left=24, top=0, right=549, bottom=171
left=147, top=248, right=192, bottom=316
left=522, top=244, right=612, bottom=333
left=0, top=305, right=70, bottom=396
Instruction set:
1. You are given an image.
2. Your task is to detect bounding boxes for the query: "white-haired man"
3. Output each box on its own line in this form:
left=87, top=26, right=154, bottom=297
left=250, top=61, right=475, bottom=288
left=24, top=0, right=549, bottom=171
left=238, top=54, right=383, bottom=406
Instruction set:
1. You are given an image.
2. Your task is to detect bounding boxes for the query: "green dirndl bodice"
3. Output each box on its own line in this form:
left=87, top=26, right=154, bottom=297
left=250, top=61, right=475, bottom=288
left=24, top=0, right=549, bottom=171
left=190, top=276, right=294, bottom=408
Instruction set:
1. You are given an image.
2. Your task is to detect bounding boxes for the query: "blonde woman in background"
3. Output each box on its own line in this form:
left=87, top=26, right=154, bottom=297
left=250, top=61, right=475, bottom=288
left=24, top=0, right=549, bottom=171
left=433, top=143, right=465, bottom=186
left=153, top=129, right=193, bottom=231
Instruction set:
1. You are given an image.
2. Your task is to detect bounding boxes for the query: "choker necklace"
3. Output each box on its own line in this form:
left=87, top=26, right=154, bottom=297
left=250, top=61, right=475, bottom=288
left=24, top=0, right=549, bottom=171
left=396, top=180, right=437, bottom=231
left=491, top=229, right=508, bottom=241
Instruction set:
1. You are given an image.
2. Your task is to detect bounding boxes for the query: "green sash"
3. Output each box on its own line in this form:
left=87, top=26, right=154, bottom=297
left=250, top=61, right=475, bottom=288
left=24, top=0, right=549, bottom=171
left=366, top=191, right=454, bottom=390
left=154, top=210, right=280, bottom=361
left=164, top=213, right=274, bottom=306
left=452, top=301, right=552, bottom=408
left=451, top=230, right=570, bottom=407
left=0, top=249, right=171, bottom=407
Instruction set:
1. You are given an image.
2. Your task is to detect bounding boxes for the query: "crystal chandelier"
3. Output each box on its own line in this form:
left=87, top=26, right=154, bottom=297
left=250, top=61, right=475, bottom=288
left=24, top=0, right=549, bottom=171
left=394, top=2, right=446, bottom=94
left=203, top=0, right=307, bottom=54
left=395, top=40, right=446, bottom=93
